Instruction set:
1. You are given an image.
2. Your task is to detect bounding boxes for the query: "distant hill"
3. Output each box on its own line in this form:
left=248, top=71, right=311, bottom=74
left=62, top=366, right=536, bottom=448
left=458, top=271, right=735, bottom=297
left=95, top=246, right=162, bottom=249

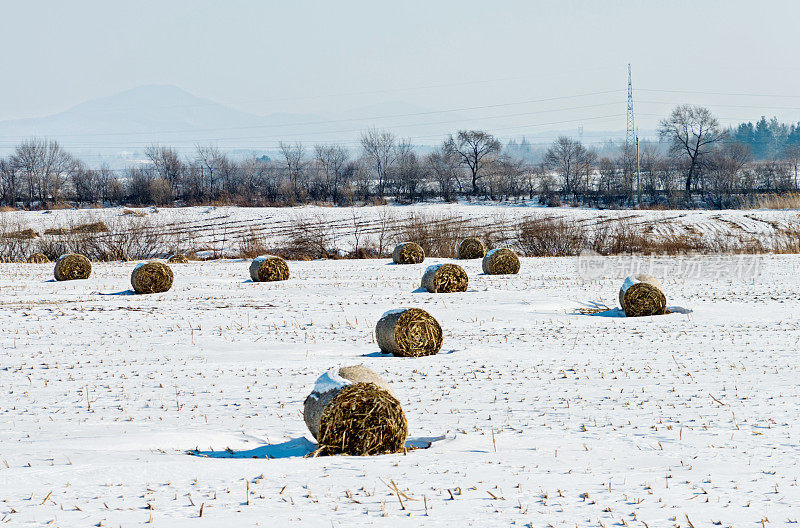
left=0, top=85, right=636, bottom=164
left=0, top=85, right=329, bottom=153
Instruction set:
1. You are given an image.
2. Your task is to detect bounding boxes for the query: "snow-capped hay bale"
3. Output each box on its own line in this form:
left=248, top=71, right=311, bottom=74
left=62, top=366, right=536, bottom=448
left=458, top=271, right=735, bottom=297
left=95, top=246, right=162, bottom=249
left=303, top=365, right=394, bottom=440
left=53, top=254, right=91, bottom=281
left=482, top=248, right=520, bottom=275
left=168, top=253, right=189, bottom=264
left=131, top=261, right=174, bottom=294
left=375, top=308, right=443, bottom=357
left=303, top=366, right=407, bottom=456
left=619, top=274, right=666, bottom=317
left=27, top=252, right=50, bottom=264
left=249, top=255, right=289, bottom=282
left=421, top=263, right=468, bottom=293
left=392, top=242, right=425, bottom=264
left=458, top=237, right=486, bottom=259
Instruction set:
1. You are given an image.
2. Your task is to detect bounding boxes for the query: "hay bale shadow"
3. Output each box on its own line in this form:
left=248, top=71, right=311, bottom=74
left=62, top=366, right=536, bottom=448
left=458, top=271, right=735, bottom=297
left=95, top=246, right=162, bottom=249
left=362, top=348, right=458, bottom=357
left=99, top=290, right=137, bottom=296
left=188, top=435, right=446, bottom=459
left=405, top=435, right=447, bottom=450
left=362, top=351, right=392, bottom=357
left=578, top=305, right=692, bottom=318
left=189, top=437, right=316, bottom=459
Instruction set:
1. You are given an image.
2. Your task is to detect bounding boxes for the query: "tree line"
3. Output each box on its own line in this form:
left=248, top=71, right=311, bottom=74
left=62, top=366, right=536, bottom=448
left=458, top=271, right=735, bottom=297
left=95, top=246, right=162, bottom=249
left=1, top=105, right=799, bottom=210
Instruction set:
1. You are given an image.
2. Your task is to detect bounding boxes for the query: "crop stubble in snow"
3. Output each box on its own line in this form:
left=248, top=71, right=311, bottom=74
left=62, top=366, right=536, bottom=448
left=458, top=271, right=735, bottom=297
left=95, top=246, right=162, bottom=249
left=1, top=256, right=799, bottom=526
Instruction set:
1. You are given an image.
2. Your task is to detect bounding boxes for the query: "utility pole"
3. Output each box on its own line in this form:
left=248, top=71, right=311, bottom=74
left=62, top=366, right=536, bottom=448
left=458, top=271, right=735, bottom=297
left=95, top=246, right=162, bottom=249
left=636, top=135, right=641, bottom=207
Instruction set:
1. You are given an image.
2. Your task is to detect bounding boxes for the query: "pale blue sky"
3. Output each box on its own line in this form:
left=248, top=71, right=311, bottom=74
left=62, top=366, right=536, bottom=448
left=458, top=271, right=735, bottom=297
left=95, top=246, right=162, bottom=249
left=2, top=0, right=799, bottom=132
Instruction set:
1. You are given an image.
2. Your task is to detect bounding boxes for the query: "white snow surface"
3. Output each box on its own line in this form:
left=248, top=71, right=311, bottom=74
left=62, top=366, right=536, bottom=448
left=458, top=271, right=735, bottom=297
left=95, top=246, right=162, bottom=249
left=380, top=308, right=408, bottom=318
left=1, top=254, right=800, bottom=526
left=3, top=202, right=800, bottom=257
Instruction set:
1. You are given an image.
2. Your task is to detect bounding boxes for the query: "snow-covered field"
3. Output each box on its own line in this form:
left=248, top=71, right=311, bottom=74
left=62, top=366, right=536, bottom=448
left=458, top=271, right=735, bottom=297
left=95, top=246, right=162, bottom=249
left=3, top=203, right=800, bottom=257
left=2, top=253, right=800, bottom=527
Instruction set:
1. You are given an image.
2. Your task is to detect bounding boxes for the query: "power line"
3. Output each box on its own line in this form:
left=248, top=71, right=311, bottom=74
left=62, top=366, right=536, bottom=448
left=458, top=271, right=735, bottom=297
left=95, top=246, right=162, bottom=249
left=638, top=88, right=800, bottom=99
left=0, top=114, right=627, bottom=150
left=0, top=90, right=624, bottom=140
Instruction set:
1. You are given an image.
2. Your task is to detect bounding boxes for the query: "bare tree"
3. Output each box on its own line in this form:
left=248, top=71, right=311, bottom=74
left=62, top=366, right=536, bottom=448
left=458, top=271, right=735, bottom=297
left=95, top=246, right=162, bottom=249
left=360, top=129, right=397, bottom=198
left=597, top=157, right=618, bottom=197
left=444, top=130, right=501, bottom=196
left=782, top=143, right=800, bottom=190
left=195, top=145, right=224, bottom=199
left=314, top=144, right=351, bottom=204
left=279, top=142, right=307, bottom=202
left=71, top=164, right=101, bottom=204
left=0, top=158, right=18, bottom=206
left=9, top=138, right=77, bottom=206
left=639, top=141, right=664, bottom=204
left=543, top=136, right=594, bottom=197
left=393, top=140, right=424, bottom=202
left=658, top=105, right=725, bottom=194
left=145, top=145, right=184, bottom=197
left=706, top=141, right=752, bottom=208
left=426, top=146, right=461, bottom=201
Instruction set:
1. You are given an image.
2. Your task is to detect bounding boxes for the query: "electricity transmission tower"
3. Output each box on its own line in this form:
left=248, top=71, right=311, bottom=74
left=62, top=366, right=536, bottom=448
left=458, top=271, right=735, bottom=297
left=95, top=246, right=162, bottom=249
left=626, top=63, right=641, bottom=205
left=626, top=63, right=636, bottom=150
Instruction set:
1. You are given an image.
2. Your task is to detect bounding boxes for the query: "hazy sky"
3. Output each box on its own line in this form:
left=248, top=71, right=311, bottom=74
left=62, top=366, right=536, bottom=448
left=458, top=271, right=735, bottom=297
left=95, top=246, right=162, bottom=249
left=2, top=0, right=800, bottom=138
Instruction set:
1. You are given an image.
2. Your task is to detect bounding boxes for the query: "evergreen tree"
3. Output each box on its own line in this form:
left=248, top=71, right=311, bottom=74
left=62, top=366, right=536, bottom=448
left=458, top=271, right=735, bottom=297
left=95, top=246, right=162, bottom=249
left=753, top=116, right=774, bottom=158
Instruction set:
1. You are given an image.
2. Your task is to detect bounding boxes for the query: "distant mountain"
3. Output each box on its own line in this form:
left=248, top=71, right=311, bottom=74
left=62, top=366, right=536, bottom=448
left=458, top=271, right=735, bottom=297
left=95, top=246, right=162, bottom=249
left=0, top=85, right=632, bottom=164
left=0, top=85, right=324, bottom=152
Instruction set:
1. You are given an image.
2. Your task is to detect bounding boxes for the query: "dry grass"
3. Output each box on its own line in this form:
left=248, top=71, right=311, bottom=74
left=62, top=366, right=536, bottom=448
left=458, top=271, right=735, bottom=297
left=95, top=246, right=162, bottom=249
left=3, top=208, right=800, bottom=263
left=747, top=193, right=800, bottom=209
left=1, top=228, right=38, bottom=240
left=68, top=221, right=110, bottom=234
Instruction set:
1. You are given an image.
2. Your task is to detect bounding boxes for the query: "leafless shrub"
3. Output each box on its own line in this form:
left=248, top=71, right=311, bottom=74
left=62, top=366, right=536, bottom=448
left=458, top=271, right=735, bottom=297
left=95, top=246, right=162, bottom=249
left=517, top=216, right=585, bottom=256
left=281, top=214, right=338, bottom=259
left=394, top=213, right=467, bottom=258
left=237, top=228, right=269, bottom=259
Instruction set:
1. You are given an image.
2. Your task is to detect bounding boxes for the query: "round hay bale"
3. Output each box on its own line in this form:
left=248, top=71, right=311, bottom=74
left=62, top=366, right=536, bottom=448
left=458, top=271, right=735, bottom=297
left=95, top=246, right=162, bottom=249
left=619, top=274, right=666, bottom=317
left=168, top=253, right=189, bottom=264
left=375, top=308, right=443, bottom=357
left=131, top=261, right=174, bottom=294
left=482, top=248, right=520, bottom=275
left=392, top=242, right=425, bottom=264
left=53, top=254, right=91, bottom=281
left=303, top=366, right=407, bottom=456
left=27, top=252, right=50, bottom=264
left=457, top=237, right=486, bottom=259
left=421, top=263, right=468, bottom=293
left=249, top=255, right=289, bottom=282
